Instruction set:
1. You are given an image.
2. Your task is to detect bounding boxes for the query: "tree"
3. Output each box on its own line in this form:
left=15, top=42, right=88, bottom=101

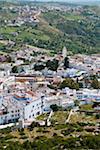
left=74, top=100, right=80, bottom=106
left=34, top=64, right=45, bottom=71
left=64, top=57, right=69, bottom=69
left=50, top=104, right=59, bottom=111
left=79, top=82, right=83, bottom=88
left=6, top=55, right=12, bottom=63
left=91, top=79, right=100, bottom=89
left=46, top=59, right=59, bottom=71
left=23, top=141, right=32, bottom=149
left=12, top=66, right=18, bottom=73
left=59, top=78, right=79, bottom=90
left=95, top=114, right=100, bottom=119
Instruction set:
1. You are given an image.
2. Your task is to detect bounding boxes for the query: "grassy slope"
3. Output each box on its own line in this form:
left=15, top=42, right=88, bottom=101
left=0, top=110, right=99, bottom=149
left=42, top=9, right=100, bottom=54
left=0, top=3, right=100, bottom=54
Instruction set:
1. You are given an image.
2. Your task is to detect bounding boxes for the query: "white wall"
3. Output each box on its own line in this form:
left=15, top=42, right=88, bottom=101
left=24, top=97, right=45, bottom=121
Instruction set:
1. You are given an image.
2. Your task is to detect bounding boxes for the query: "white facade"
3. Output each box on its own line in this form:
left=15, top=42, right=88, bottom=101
left=0, top=109, right=21, bottom=125
left=23, top=97, right=45, bottom=121
left=0, top=94, right=45, bottom=125
left=76, top=89, right=100, bottom=101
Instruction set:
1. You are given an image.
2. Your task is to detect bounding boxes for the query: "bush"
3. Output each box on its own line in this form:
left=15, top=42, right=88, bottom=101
left=61, top=128, right=75, bottom=136
left=20, top=135, right=28, bottom=139
left=19, top=130, right=25, bottom=136
left=50, top=104, right=59, bottom=112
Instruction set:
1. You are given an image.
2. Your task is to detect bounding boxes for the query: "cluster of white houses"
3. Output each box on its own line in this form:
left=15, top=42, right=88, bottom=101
left=0, top=75, right=100, bottom=125
left=0, top=49, right=100, bottom=125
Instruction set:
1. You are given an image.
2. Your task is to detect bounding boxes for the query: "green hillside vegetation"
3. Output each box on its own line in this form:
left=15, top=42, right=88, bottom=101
left=0, top=109, right=100, bottom=150
left=42, top=10, right=100, bottom=54
left=0, top=3, right=100, bottom=54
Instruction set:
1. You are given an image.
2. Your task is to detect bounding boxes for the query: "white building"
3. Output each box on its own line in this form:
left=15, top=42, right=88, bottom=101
left=76, top=89, right=100, bottom=102
left=0, top=92, right=45, bottom=125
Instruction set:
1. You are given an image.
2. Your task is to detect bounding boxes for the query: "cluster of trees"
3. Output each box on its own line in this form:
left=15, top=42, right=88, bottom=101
left=0, top=134, right=100, bottom=150
left=91, top=78, right=100, bottom=89
left=46, top=59, right=59, bottom=71
left=59, top=78, right=79, bottom=90
left=34, top=63, right=45, bottom=71
left=34, top=59, right=59, bottom=72
left=11, top=57, right=69, bottom=73
left=50, top=104, right=59, bottom=112
left=42, top=9, right=100, bottom=54
left=95, top=114, right=100, bottom=119
left=34, top=56, right=70, bottom=72
left=12, top=66, right=19, bottom=73
left=84, top=75, right=100, bottom=89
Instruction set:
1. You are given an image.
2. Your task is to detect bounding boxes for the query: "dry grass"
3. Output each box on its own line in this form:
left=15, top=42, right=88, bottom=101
left=51, top=111, right=69, bottom=124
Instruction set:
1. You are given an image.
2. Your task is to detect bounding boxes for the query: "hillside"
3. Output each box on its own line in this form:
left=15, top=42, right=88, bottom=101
left=41, top=8, right=100, bottom=54
left=0, top=2, right=100, bottom=54
left=0, top=109, right=100, bottom=150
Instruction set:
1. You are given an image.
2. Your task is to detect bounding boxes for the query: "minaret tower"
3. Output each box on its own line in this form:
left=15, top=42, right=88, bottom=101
left=62, top=46, right=67, bottom=59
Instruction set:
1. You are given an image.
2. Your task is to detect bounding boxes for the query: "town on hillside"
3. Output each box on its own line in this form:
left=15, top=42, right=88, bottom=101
left=0, top=1, right=100, bottom=150
left=0, top=46, right=100, bottom=127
